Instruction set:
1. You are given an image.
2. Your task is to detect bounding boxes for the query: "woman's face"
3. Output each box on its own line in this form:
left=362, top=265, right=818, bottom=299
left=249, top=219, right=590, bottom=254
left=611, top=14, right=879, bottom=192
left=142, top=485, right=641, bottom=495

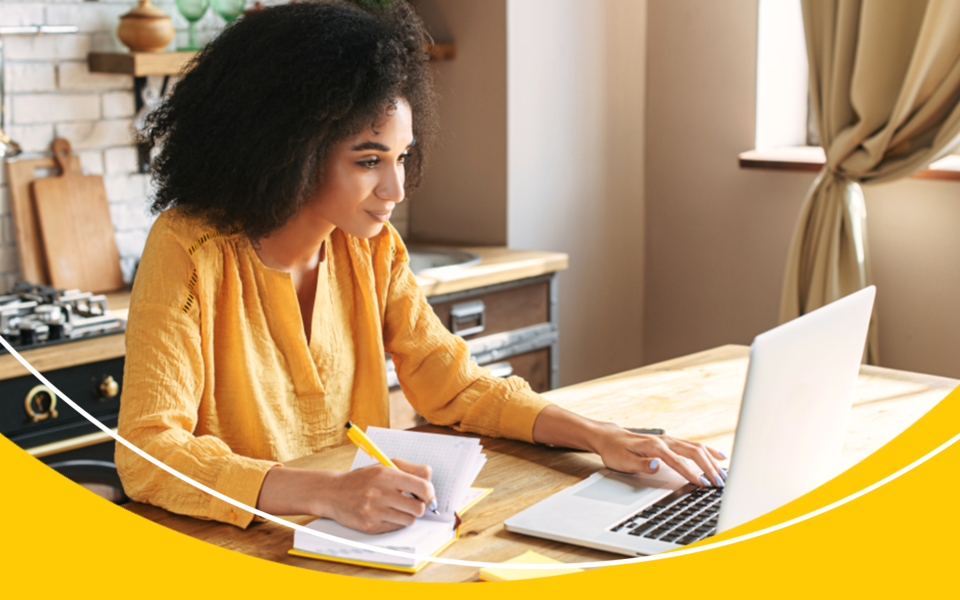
left=306, top=98, right=414, bottom=239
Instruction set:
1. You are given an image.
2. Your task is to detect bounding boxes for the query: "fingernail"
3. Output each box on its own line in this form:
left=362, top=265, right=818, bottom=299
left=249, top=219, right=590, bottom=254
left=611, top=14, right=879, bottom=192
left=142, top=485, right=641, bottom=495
left=719, top=451, right=728, bottom=459
left=715, top=475, right=725, bottom=487
left=719, top=468, right=727, bottom=481
left=699, top=475, right=711, bottom=487
left=649, top=458, right=659, bottom=470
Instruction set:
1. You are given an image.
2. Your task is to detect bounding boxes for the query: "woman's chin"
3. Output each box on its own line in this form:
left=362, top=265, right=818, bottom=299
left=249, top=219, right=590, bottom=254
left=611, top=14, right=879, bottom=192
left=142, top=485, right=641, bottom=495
left=341, top=222, right=387, bottom=239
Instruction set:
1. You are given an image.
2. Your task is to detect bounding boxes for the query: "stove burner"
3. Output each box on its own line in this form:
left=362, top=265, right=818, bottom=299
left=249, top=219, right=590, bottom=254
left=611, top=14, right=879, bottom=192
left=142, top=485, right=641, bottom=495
left=10, top=282, right=64, bottom=305
left=0, top=283, right=125, bottom=354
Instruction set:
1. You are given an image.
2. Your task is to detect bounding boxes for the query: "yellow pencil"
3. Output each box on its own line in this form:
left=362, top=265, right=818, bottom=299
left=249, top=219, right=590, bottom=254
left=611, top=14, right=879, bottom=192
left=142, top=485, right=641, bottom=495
left=345, top=421, right=439, bottom=515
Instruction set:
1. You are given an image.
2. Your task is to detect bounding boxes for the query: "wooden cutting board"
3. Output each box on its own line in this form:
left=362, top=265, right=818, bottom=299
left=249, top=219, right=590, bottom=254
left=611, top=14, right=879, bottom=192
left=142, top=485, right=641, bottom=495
left=31, top=138, right=125, bottom=293
left=5, top=151, right=82, bottom=284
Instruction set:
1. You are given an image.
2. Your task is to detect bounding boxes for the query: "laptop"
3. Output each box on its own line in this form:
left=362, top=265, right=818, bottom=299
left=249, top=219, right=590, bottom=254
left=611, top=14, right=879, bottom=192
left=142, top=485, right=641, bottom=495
left=504, top=286, right=876, bottom=556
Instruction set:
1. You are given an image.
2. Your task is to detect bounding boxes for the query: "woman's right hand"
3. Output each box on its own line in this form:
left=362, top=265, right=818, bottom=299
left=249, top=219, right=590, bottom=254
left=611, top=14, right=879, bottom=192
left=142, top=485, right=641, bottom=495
left=257, top=459, right=436, bottom=534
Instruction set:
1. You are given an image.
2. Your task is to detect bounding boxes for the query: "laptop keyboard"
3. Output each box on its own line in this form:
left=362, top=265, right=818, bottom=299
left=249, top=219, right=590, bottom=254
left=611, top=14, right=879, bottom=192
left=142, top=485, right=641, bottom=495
left=610, top=484, right=723, bottom=546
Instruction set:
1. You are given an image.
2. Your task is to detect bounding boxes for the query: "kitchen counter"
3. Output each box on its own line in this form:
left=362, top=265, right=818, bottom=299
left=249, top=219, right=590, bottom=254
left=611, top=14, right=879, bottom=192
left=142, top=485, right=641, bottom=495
left=0, top=247, right=568, bottom=380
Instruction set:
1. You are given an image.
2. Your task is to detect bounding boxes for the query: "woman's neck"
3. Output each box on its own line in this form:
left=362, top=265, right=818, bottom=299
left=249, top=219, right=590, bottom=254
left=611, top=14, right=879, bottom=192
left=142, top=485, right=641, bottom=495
left=254, top=209, right=335, bottom=274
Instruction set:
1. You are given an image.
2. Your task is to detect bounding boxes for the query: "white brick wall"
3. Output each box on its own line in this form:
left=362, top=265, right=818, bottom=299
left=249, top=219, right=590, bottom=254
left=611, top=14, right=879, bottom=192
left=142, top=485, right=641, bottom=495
left=103, top=146, right=137, bottom=174
left=77, top=149, right=105, bottom=175
left=12, top=92, right=101, bottom=123
left=0, top=0, right=242, bottom=293
left=54, top=118, right=133, bottom=149
left=101, top=90, right=134, bottom=118
left=0, top=4, right=45, bottom=28
left=58, top=61, right=131, bottom=91
left=2, top=32, right=91, bottom=61
left=4, top=63, right=56, bottom=93
left=103, top=173, right=147, bottom=201
left=5, top=123, right=55, bottom=153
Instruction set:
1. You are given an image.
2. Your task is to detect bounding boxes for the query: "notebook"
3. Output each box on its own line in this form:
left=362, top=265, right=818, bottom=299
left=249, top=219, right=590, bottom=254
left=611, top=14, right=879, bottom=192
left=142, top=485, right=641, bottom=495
left=478, top=551, right=584, bottom=581
left=289, top=427, right=490, bottom=573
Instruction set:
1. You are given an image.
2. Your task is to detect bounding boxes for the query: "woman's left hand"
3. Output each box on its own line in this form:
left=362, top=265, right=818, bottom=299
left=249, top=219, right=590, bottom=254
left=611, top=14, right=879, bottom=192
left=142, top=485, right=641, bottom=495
left=532, top=404, right=727, bottom=487
left=592, top=425, right=727, bottom=488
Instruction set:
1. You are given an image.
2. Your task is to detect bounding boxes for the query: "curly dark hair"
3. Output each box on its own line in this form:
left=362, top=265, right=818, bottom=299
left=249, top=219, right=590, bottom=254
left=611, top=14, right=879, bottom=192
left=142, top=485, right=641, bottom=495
left=141, top=0, right=438, bottom=241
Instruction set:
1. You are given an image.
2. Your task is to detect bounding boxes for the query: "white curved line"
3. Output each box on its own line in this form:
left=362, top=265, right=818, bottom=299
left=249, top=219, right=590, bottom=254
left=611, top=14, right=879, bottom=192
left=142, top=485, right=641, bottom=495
left=4, top=335, right=955, bottom=570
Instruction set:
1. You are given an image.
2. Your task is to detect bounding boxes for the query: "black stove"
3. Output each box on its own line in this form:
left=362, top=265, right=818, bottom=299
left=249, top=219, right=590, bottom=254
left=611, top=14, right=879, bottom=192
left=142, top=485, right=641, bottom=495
left=0, top=282, right=126, bottom=354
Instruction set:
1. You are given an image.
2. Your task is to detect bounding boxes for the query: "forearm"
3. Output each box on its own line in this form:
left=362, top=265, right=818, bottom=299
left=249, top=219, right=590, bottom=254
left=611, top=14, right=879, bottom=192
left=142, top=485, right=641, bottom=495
left=531, top=404, right=620, bottom=453
left=256, top=466, right=340, bottom=517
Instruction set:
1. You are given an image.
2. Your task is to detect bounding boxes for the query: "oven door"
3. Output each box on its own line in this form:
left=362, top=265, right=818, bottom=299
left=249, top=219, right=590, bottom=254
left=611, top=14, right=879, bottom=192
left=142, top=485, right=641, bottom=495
left=38, top=439, right=128, bottom=504
left=2, top=355, right=127, bottom=504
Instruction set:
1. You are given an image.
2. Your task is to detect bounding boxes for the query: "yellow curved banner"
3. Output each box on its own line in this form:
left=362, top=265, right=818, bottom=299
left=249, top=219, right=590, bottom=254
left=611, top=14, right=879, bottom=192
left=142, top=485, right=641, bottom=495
left=4, top=381, right=959, bottom=597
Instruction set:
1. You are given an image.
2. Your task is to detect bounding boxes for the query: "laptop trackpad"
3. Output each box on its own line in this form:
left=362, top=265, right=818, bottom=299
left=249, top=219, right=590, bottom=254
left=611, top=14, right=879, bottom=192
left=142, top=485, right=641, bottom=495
left=573, top=471, right=673, bottom=505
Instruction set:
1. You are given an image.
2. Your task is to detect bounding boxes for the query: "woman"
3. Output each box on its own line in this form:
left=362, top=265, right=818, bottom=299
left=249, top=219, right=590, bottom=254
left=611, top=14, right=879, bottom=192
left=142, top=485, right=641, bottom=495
left=117, top=0, right=725, bottom=534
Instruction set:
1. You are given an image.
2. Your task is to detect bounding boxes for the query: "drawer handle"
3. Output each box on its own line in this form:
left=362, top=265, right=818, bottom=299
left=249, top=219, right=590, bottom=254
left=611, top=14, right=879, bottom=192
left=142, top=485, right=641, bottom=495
left=485, top=361, right=514, bottom=379
left=25, top=385, right=59, bottom=422
left=450, top=300, right=485, bottom=337
left=98, top=375, right=120, bottom=400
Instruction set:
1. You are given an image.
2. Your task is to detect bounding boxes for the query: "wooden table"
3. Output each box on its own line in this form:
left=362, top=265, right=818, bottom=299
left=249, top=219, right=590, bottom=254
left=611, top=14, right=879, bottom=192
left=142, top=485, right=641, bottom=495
left=124, top=345, right=958, bottom=581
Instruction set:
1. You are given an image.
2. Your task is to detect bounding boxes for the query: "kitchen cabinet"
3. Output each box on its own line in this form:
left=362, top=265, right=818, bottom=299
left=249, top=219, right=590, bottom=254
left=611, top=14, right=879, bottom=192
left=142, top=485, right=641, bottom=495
left=388, top=272, right=560, bottom=429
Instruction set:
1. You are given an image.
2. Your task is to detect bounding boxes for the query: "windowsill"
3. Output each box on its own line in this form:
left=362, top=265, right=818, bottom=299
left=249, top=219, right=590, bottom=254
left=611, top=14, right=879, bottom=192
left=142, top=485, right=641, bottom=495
left=738, top=146, right=960, bottom=181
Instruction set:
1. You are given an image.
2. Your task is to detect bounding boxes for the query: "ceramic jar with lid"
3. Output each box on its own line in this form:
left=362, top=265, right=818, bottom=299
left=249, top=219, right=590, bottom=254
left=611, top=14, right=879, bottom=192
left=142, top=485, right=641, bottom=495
left=117, top=0, right=175, bottom=53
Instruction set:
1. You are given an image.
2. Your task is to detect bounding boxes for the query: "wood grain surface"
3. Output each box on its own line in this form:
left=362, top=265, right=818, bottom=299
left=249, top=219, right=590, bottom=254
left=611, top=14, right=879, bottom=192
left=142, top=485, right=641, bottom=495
left=738, top=147, right=960, bottom=181
left=413, top=247, right=568, bottom=297
left=88, top=51, right=196, bottom=77
left=87, top=45, right=456, bottom=78
left=32, top=139, right=125, bottom=293
left=5, top=153, right=83, bottom=284
left=123, top=345, right=959, bottom=582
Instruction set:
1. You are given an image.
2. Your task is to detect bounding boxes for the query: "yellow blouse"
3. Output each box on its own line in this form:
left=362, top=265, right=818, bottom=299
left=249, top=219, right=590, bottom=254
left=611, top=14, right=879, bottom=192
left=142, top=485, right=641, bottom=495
left=116, top=208, right=552, bottom=528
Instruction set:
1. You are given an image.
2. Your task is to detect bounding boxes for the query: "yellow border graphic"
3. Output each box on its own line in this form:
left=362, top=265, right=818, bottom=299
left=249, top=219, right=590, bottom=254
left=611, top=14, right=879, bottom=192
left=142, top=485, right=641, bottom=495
left=3, top=316, right=959, bottom=594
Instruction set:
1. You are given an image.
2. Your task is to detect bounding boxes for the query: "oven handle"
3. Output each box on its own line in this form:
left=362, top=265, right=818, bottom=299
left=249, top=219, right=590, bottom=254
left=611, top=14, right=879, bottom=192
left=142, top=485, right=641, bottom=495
left=26, top=429, right=117, bottom=458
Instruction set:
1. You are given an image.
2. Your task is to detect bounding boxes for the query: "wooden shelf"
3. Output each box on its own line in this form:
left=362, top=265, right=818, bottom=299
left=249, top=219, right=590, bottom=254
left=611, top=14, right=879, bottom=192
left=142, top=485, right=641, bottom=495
left=88, top=51, right=196, bottom=77
left=89, top=44, right=455, bottom=77
left=739, top=146, right=960, bottom=181
left=426, top=43, right=456, bottom=61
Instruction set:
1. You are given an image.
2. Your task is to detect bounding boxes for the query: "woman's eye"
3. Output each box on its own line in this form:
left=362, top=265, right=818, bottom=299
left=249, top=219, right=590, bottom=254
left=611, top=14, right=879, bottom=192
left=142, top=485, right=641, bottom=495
left=357, top=157, right=380, bottom=169
left=398, top=152, right=410, bottom=164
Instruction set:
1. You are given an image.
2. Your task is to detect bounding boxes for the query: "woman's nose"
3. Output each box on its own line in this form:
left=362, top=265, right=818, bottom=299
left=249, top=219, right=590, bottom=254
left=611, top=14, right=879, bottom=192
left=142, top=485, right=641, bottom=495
left=376, top=164, right=405, bottom=203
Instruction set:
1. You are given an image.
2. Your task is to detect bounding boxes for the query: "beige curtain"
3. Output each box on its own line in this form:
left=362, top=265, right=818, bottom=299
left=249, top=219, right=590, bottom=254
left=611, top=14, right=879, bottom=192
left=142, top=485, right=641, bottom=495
left=781, top=0, right=960, bottom=364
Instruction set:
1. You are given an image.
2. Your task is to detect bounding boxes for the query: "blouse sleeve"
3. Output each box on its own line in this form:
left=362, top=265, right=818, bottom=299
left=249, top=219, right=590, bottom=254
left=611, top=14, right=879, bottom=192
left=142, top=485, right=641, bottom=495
left=380, top=230, right=553, bottom=443
left=115, top=227, right=278, bottom=528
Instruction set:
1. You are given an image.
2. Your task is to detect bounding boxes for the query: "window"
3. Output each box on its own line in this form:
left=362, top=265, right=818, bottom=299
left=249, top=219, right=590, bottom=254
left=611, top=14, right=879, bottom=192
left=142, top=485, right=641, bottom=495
left=744, top=0, right=960, bottom=180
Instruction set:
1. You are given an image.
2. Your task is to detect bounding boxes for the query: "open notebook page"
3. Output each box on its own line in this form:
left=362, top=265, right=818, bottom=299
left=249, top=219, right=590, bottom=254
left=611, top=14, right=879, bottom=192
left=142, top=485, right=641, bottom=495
left=350, top=427, right=485, bottom=517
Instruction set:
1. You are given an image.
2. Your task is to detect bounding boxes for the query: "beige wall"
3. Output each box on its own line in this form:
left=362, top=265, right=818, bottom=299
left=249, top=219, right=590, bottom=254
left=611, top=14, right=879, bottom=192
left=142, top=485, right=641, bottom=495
left=408, top=0, right=509, bottom=245
left=864, top=179, right=960, bottom=379
left=409, top=0, right=648, bottom=387
left=508, top=0, right=647, bottom=386
left=644, top=0, right=960, bottom=380
left=411, top=0, right=960, bottom=386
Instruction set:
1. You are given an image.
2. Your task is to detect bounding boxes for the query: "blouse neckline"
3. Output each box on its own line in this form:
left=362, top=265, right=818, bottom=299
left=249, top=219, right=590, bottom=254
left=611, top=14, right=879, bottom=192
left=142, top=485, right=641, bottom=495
left=242, top=235, right=329, bottom=397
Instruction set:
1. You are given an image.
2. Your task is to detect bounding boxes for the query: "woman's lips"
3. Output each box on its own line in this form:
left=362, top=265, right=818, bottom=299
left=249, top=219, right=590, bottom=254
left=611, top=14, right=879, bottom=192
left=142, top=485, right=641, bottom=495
left=366, top=210, right=392, bottom=223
